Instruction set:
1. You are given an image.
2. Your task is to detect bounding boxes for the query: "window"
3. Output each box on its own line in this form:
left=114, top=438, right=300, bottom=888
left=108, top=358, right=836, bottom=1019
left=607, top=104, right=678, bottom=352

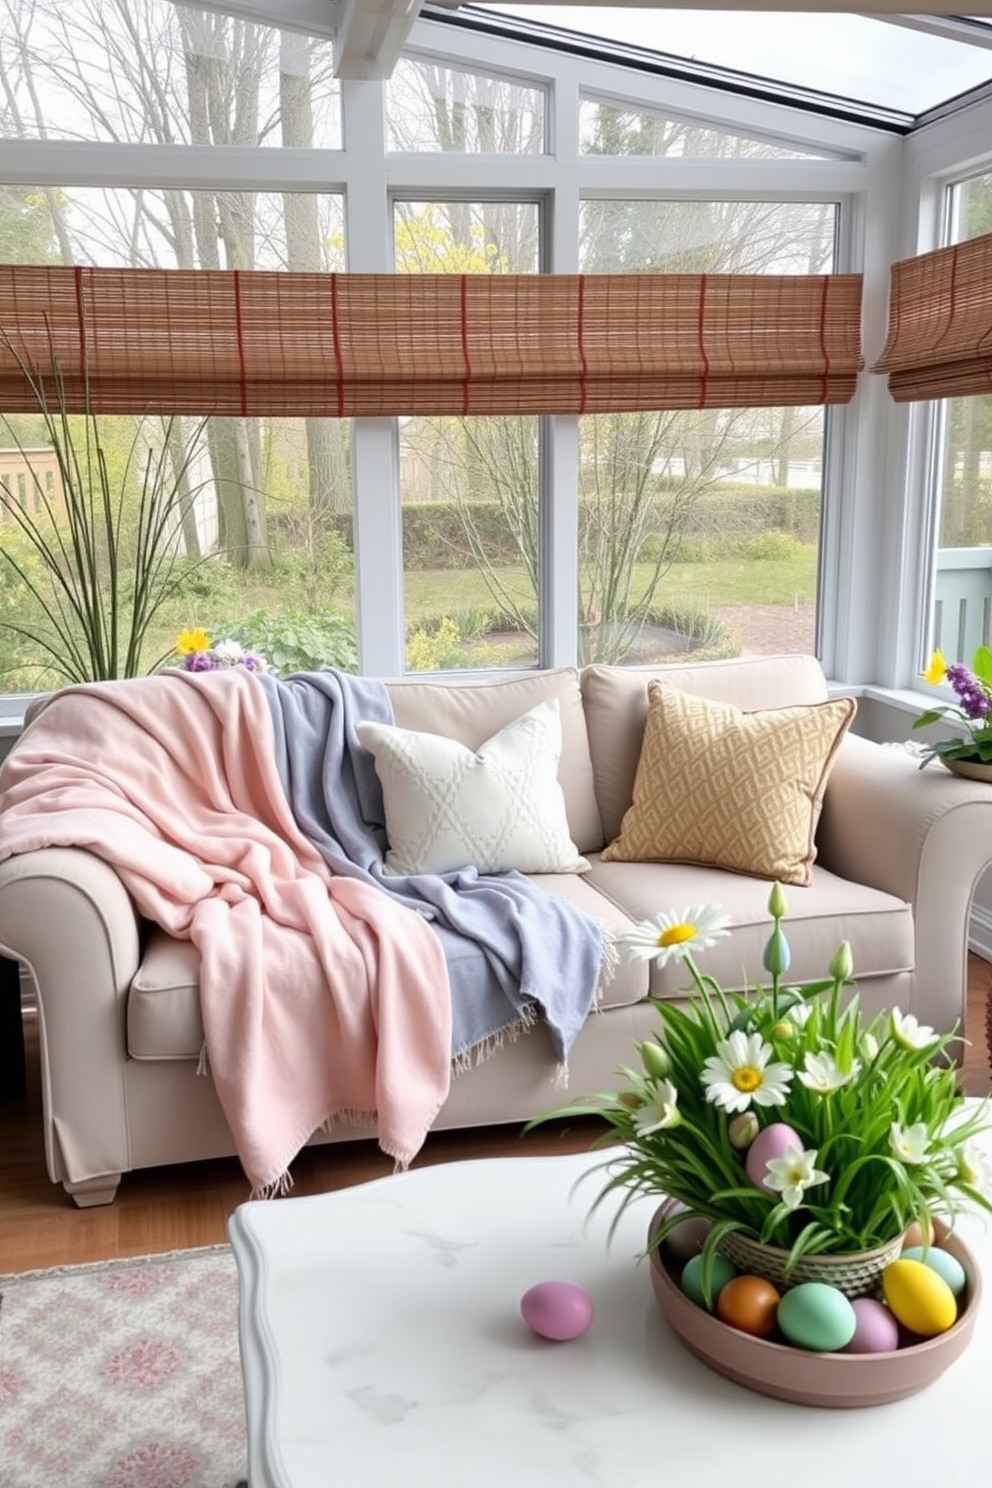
left=929, top=172, right=992, bottom=667
left=0, top=183, right=354, bottom=689
left=575, top=198, right=837, bottom=664
left=395, top=199, right=541, bottom=672
left=388, top=57, right=545, bottom=152
left=0, top=0, right=341, bottom=148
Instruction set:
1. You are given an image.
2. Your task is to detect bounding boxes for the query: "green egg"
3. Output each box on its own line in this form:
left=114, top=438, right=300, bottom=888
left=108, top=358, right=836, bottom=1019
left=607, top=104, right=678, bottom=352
left=901, top=1245, right=967, bottom=1297
left=679, top=1253, right=737, bottom=1311
left=777, top=1282, right=857, bottom=1352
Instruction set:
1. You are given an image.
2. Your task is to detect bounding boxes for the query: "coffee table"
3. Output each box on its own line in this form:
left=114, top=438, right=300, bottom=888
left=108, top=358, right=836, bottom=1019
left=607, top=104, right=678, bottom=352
left=228, top=1148, right=992, bottom=1488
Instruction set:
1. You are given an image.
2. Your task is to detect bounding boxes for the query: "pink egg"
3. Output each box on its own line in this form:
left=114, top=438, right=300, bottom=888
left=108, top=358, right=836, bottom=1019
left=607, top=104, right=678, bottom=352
left=843, top=1296, right=900, bottom=1354
left=745, top=1122, right=802, bottom=1193
left=520, top=1281, right=594, bottom=1341
left=658, top=1197, right=712, bottom=1262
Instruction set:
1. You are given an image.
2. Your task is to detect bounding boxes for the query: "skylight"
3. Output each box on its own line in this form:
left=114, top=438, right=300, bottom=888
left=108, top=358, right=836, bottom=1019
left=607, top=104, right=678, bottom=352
left=467, top=6, right=992, bottom=119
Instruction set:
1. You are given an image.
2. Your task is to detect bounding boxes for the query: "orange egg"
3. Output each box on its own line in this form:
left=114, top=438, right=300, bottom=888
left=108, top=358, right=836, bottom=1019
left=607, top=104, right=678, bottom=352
left=716, top=1274, right=782, bottom=1337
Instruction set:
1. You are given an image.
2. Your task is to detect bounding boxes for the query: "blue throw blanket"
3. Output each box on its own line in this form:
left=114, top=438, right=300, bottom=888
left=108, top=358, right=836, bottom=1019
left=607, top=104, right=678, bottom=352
left=257, top=668, right=609, bottom=1067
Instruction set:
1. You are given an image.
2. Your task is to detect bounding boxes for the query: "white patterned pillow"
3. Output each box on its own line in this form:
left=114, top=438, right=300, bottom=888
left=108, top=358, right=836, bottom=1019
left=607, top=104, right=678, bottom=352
left=355, top=698, right=589, bottom=876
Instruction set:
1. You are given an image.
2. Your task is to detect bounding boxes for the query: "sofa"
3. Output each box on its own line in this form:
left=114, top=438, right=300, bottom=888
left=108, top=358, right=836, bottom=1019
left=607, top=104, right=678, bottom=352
left=1, top=651, right=990, bottom=1209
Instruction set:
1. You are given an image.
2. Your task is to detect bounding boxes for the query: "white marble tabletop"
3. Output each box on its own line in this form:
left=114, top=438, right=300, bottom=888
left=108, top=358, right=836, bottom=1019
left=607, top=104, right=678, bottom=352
left=228, top=1147, right=992, bottom=1488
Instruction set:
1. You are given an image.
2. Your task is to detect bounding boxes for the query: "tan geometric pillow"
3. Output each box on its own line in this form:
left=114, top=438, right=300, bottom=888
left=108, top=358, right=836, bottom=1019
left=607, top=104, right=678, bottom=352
left=601, top=681, right=856, bottom=886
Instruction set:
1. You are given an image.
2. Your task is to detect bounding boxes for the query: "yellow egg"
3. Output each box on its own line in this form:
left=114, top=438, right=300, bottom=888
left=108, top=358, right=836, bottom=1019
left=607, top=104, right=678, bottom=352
left=882, top=1258, right=957, bottom=1336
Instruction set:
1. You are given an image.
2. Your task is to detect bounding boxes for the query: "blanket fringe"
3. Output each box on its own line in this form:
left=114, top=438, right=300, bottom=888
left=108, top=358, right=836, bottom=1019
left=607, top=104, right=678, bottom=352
left=450, top=1002, right=539, bottom=1078
left=595, top=923, right=620, bottom=1009
left=250, top=1169, right=295, bottom=1201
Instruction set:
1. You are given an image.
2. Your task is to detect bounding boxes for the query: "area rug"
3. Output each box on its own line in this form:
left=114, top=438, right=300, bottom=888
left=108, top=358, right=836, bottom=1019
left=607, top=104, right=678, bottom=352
left=0, top=1245, right=248, bottom=1488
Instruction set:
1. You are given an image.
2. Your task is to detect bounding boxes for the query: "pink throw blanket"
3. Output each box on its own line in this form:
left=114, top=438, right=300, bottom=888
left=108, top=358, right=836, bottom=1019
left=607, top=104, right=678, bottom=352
left=0, top=669, right=452, bottom=1193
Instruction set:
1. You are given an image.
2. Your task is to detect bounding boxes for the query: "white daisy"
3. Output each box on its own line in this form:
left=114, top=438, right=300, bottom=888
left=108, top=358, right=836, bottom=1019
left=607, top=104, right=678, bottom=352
left=621, top=905, right=732, bottom=969
left=889, top=1009, right=938, bottom=1051
left=798, top=1051, right=860, bottom=1094
left=762, top=1143, right=830, bottom=1211
left=632, top=1079, right=681, bottom=1136
left=701, top=1030, right=794, bottom=1114
left=891, top=1120, right=930, bottom=1164
left=213, top=638, right=247, bottom=666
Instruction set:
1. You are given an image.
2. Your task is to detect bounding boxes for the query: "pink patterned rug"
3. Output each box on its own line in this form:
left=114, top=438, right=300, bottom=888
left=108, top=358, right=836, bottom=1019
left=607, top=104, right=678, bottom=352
left=0, top=1246, right=247, bottom=1488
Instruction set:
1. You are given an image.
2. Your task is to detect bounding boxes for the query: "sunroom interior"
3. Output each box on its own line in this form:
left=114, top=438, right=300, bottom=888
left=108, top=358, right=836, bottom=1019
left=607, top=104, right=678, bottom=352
left=1, top=0, right=992, bottom=946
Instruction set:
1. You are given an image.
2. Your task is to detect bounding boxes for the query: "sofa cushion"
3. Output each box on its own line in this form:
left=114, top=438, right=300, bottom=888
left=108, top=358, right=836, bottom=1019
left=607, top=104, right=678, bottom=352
left=356, top=699, right=589, bottom=876
left=128, top=931, right=203, bottom=1060
left=583, top=856, right=914, bottom=1006
left=385, top=668, right=604, bottom=853
left=601, top=681, right=855, bottom=886
left=582, top=655, right=830, bottom=845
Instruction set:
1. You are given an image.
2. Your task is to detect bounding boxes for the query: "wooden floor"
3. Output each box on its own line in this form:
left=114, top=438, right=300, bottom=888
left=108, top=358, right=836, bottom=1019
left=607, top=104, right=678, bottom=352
left=3, top=958, right=991, bottom=1276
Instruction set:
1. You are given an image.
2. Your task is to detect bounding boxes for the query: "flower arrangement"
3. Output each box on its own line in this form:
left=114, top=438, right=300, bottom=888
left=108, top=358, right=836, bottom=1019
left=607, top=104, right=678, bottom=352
left=539, top=886, right=992, bottom=1284
left=174, top=628, right=269, bottom=674
left=913, top=645, right=992, bottom=769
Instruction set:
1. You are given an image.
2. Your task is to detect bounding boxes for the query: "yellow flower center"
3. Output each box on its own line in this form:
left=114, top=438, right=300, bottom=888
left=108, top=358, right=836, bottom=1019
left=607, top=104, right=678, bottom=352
left=657, top=923, right=696, bottom=948
left=732, top=1066, right=762, bottom=1093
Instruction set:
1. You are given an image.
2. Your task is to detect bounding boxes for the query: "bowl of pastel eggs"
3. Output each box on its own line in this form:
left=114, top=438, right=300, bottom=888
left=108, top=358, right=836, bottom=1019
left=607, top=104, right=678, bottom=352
left=648, top=1206, right=981, bottom=1407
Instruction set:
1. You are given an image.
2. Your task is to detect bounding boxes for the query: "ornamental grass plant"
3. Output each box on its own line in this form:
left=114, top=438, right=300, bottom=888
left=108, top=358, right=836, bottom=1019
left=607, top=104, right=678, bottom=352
left=535, top=886, right=992, bottom=1285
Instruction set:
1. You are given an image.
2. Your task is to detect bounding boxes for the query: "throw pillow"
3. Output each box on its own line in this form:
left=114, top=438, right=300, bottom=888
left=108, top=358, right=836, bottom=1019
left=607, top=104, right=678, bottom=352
left=355, top=698, right=590, bottom=877
left=601, top=681, right=856, bottom=886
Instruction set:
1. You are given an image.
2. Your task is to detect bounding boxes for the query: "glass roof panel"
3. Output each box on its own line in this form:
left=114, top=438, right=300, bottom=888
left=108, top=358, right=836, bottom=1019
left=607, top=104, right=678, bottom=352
left=470, top=6, right=992, bottom=117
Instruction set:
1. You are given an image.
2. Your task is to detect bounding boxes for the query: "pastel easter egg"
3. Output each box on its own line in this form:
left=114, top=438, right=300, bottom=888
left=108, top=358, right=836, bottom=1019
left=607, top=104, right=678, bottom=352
left=902, top=1215, right=935, bottom=1250
left=777, top=1282, right=857, bottom=1352
left=900, top=1245, right=967, bottom=1298
left=745, top=1122, right=802, bottom=1193
left=842, top=1296, right=900, bottom=1354
left=680, top=1253, right=737, bottom=1311
left=520, top=1281, right=594, bottom=1341
left=882, top=1258, right=957, bottom=1337
left=662, top=1203, right=713, bottom=1262
left=716, top=1274, right=781, bottom=1336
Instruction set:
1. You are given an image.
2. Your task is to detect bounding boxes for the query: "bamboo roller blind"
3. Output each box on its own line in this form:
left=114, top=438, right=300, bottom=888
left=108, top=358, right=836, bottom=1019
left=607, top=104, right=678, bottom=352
left=872, top=233, right=992, bottom=402
left=0, top=264, right=864, bottom=417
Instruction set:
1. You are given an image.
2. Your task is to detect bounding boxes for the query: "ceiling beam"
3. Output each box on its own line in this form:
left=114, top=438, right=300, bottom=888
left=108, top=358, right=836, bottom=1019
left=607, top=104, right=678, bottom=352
left=335, top=0, right=426, bottom=77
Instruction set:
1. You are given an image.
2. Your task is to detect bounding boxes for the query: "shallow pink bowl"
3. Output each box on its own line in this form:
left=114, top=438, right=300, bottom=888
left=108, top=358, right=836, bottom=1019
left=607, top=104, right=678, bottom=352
left=648, top=1209, right=981, bottom=1408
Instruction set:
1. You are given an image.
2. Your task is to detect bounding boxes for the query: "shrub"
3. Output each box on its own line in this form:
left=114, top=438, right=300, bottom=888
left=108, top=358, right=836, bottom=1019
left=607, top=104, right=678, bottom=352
left=218, top=609, right=358, bottom=675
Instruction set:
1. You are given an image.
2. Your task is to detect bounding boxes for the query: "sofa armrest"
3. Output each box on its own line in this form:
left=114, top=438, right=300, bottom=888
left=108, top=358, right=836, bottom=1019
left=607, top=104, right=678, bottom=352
left=817, top=733, right=992, bottom=1034
left=0, top=847, right=142, bottom=1188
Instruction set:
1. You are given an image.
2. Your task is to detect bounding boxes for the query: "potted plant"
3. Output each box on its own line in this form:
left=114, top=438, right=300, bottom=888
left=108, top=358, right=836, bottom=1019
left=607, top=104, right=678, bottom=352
left=913, top=646, right=992, bottom=779
left=532, top=884, right=992, bottom=1299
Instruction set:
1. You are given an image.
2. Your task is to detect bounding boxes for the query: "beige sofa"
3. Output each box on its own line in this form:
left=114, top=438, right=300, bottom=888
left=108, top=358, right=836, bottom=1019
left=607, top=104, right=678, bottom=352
left=1, top=652, right=990, bottom=1209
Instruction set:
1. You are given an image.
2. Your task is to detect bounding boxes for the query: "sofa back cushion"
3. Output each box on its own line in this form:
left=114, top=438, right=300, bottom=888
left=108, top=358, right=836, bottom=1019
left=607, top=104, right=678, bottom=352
left=582, top=654, right=831, bottom=845
left=600, top=681, right=855, bottom=886
left=384, top=668, right=604, bottom=854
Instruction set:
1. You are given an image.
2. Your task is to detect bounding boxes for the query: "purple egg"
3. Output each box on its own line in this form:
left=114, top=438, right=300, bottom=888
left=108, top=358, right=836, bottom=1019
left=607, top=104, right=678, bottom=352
left=843, top=1296, right=900, bottom=1353
left=520, top=1281, right=594, bottom=1341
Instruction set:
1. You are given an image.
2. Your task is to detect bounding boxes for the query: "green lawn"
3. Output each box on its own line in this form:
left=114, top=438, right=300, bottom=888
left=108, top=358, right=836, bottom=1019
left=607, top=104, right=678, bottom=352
left=403, top=548, right=817, bottom=623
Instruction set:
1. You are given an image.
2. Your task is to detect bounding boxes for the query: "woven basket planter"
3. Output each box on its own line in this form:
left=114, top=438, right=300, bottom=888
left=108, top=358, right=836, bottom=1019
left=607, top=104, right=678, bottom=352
left=718, top=1230, right=904, bottom=1298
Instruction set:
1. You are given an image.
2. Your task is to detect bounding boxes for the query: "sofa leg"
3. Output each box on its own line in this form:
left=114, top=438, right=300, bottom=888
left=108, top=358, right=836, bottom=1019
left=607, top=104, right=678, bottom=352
left=63, top=1174, right=122, bottom=1208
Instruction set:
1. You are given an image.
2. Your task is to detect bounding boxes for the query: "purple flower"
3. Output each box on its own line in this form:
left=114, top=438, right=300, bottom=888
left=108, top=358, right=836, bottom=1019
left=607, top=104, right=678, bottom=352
left=182, top=651, right=215, bottom=672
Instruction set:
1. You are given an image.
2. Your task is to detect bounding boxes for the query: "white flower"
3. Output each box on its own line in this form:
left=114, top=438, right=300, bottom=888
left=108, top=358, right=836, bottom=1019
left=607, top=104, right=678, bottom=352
left=889, top=1009, right=938, bottom=1051
left=621, top=905, right=732, bottom=969
left=798, top=1051, right=860, bottom=1094
left=701, top=1030, right=794, bottom=1114
left=957, top=1139, right=992, bottom=1193
left=213, top=638, right=247, bottom=666
left=891, top=1121, right=930, bottom=1164
left=789, top=1000, right=813, bottom=1029
left=762, top=1143, right=830, bottom=1211
left=632, top=1079, right=681, bottom=1136
left=861, top=1032, right=879, bottom=1061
